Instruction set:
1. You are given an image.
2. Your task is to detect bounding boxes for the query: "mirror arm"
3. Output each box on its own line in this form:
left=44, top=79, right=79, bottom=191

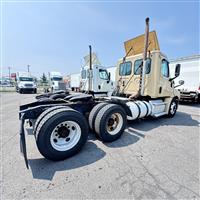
left=174, top=84, right=181, bottom=88
left=169, top=77, right=175, bottom=82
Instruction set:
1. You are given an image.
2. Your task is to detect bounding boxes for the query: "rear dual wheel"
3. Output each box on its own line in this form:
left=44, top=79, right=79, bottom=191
left=89, top=103, right=127, bottom=142
left=35, top=107, right=88, bottom=161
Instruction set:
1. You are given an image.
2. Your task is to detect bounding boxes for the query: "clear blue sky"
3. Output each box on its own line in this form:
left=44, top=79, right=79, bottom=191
left=1, top=1, right=199, bottom=77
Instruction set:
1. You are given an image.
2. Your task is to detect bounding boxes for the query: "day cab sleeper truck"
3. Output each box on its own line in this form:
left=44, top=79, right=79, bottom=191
left=19, top=18, right=183, bottom=168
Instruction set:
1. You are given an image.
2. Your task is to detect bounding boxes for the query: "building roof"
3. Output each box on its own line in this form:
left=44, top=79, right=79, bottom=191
left=170, top=54, right=200, bottom=62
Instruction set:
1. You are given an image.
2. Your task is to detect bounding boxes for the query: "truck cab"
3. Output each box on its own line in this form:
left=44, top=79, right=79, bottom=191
left=116, top=50, right=180, bottom=99
left=16, top=72, right=37, bottom=93
left=80, top=65, right=114, bottom=96
left=50, top=71, right=63, bottom=92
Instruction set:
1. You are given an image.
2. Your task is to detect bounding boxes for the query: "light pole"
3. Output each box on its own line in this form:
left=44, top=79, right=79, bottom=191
left=27, top=65, right=30, bottom=73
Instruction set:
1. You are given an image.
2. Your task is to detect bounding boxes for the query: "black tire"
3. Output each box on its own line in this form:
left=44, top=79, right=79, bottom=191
left=34, top=89, right=37, bottom=94
left=34, top=106, right=70, bottom=136
left=19, top=89, right=23, bottom=94
left=94, top=104, right=127, bottom=142
left=35, top=108, right=88, bottom=161
left=167, top=98, right=178, bottom=118
left=198, top=94, right=200, bottom=104
left=88, top=102, right=108, bottom=131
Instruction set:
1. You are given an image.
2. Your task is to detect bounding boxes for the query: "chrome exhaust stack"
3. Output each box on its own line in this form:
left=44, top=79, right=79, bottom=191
left=140, top=17, right=150, bottom=96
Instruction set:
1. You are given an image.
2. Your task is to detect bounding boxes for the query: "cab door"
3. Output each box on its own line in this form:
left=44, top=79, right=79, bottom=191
left=97, top=68, right=110, bottom=92
left=158, top=58, right=173, bottom=97
left=117, top=61, right=136, bottom=94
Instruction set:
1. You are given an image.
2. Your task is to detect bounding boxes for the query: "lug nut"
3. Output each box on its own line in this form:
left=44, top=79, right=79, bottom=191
left=53, top=139, right=57, bottom=143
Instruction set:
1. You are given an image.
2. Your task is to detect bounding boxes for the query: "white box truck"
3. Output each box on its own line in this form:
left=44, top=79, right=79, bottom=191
left=170, top=55, right=200, bottom=102
left=16, top=72, right=37, bottom=93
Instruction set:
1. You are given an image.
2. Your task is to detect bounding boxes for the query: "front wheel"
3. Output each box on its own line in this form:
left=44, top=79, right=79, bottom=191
left=167, top=98, right=178, bottom=118
left=35, top=108, right=88, bottom=161
left=94, top=104, right=127, bottom=142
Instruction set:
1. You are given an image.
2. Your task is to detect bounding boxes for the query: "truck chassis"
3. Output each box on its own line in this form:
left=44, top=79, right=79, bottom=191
left=19, top=91, right=177, bottom=169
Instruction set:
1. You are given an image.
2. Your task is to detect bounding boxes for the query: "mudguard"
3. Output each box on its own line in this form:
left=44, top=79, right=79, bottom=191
left=19, top=113, right=29, bottom=169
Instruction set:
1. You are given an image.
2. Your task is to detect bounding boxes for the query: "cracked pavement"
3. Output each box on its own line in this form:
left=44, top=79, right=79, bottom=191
left=1, top=93, right=199, bottom=199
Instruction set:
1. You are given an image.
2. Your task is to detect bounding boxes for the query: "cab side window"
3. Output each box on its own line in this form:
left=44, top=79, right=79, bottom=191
left=99, top=69, right=109, bottom=80
left=119, top=61, right=132, bottom=76
left=134, top=58, right=151, bottom=75
left=161, top=59, right=169, bottom=78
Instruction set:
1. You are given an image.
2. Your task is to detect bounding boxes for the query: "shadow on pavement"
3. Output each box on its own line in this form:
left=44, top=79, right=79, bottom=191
left=105, top=131, right=140, bottom=148
left=179, top=101, right=200, bottom=107
left=28, top=109, right=199, bottom=180
left=106, top=110, right=199, bottom=148
left=127, top=111, right=199, bottom=132
left=28, top=141, right=106, bottom=181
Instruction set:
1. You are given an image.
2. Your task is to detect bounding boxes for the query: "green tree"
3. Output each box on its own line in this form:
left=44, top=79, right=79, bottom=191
left=41, top=73, right=47, bottom=83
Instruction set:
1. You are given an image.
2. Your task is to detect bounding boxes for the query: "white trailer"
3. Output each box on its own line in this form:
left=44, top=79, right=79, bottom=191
left=170, top=55, right=200, bottom=102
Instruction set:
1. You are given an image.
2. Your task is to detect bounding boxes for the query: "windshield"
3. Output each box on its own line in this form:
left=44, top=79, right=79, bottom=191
left=19, top=77, right=33, bottom=81
left=52, top=77, right=62, bottom=81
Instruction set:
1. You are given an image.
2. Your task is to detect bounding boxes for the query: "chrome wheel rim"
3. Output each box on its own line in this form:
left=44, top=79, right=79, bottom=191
left=50, top=121, right=81, bottom=151
left=170, top=102, right=177, bottom=115
left=106, top=113, right=123, bottom=135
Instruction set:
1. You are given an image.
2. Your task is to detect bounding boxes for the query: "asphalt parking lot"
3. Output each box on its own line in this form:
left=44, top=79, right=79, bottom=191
left=1, top=92, right=200, bottom=199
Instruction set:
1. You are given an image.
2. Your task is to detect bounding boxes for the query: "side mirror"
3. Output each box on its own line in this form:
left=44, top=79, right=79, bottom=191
left=175, top=63, right=181, bottom=77
left=108, top=72, right=111, bottom=81
left=169, top=63, right=181, bottom=81
left=107, top=72, right=111, bottom=84
left=179, top=80, right=184, bottom=85
left=174, top=79, right=184, bottom=88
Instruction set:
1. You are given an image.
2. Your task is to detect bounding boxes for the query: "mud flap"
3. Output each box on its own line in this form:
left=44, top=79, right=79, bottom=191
left=20, top=113, right=29, bottom=169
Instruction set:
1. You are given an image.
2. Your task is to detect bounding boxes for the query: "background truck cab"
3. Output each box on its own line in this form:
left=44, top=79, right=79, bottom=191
left=50, top=71, right=63, bottom=92
left=16, top=72, right=37, bottom=93
left=80, top=65, right=114, bottom=96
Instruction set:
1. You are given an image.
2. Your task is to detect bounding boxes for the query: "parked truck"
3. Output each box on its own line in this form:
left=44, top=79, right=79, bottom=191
left=16, top=72, right=37, bottom=94
left=80, top=63, right=115, bottom=97
left=170, top=55, right=200, bottom=102
left=49, top=71, right=64, bottom=92
left=19, top=18, right=183, bottom=168
left=69, top=52, right=114, bottom=96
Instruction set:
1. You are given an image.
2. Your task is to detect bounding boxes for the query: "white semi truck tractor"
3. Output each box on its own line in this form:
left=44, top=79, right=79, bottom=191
left=80, top=64, right=115, bottom=97
left=69, top=51, right=115, bottom=96
left=49, top=71, right=63, bottom=92
left=16, top=72, right=37, bottom=94
left=19, top=18, right=183, bottom=168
